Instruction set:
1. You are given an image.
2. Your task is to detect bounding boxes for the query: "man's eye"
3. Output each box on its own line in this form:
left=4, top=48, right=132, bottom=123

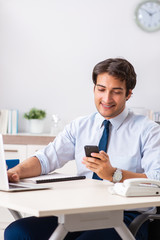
left=97, top=88, right=105, bottom=92
left=113, top=91, right=122, bottom=94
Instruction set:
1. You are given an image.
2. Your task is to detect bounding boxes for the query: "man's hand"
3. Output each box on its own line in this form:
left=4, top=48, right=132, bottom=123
left=7, top=169, right=20, bottom=183
left=82, top=150, right=116, bottom=181
left=7, top=157, right=42, bottom=182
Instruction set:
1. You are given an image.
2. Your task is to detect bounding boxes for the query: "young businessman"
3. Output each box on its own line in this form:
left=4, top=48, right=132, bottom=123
left=5, top=58, right=160, bottom=240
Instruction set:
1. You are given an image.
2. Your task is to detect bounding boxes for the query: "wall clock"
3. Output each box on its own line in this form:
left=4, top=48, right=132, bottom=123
left=135, top=0, right=160, bottom=32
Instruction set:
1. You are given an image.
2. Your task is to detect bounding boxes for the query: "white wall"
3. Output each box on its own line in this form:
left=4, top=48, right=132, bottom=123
left=0, top=0, right=160, bottom=133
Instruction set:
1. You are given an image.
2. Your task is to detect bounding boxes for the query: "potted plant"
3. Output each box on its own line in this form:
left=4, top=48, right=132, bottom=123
left=24, top=108, right=46, bottom=134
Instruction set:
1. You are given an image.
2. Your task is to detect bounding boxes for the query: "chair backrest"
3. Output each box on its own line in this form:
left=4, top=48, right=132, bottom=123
left=148, top=207, right=160, bottom=240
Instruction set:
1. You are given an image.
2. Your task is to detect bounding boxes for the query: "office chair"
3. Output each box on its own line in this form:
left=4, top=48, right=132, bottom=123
left=128, top=207, right=160, bottom=239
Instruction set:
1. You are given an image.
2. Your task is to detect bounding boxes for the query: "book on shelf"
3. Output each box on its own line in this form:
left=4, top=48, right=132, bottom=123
left=0, top=109, right=18, bottom=135
left=0, top=109, right=9, bottom=134
left=21, top=172, right=86, bottom=184
left=11, top=110, right=18, bottom=134
left=7, top=110, right=12, bottom=134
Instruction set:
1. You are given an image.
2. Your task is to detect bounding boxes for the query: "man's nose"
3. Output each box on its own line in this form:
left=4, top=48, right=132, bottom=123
left=104, top=92, right=112, bottom=102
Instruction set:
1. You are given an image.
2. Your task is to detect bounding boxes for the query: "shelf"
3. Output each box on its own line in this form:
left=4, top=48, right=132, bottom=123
left=2, top=134, right=55, bottom=145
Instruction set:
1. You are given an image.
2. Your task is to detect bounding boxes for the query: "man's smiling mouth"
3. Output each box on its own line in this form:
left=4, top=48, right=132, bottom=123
left=101, top=103, right=115, bottom=109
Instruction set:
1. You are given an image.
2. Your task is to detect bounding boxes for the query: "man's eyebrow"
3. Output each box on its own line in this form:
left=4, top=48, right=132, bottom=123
left=96, top=84, right=106, bottom=88
left=112, top=87, right=124, bottom=91
left=96, top=84, right=124, bottom=90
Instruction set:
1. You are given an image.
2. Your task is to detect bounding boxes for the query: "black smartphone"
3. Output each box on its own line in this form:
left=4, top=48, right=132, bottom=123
left=84, top=145, right=99, bottom=157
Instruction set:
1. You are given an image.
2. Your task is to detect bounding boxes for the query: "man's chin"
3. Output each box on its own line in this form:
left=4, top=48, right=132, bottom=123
left=100, top=108, right=125, bottom=119
left=99, top=112, right=114, bottom=119
left=99, top=108, right=120, bottom=119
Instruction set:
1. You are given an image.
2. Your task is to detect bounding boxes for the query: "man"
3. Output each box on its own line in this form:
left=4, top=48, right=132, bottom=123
left=5, top=58, right=160, bottom=240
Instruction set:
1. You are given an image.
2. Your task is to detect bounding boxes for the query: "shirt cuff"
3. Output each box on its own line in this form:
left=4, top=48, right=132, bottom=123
left=145, top=170, right=160, bottom=181
left=34, top=153, right=50, bottom=175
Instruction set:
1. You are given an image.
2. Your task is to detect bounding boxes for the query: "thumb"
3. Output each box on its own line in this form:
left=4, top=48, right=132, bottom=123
left=9, top=173, right=19, bottom=183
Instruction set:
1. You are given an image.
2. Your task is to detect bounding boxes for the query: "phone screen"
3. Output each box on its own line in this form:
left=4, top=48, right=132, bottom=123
left=84, top=145, right=99, bottom=157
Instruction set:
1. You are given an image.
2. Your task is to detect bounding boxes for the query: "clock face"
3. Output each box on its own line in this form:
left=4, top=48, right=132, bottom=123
left=135, top=1, right=160, bottom=32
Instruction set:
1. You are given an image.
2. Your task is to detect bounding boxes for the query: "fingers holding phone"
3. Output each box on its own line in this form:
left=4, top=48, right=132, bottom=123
left=83, top=145, right=103, bottom=171
left=82, top=145, right=114, bottom=181
left=84, top=145, right=108, bottom=160
left=84, top=145, right=99, bottom=158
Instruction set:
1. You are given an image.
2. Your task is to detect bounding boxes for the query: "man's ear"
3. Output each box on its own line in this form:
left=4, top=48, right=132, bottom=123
left=126, top=90, right=132, bottom=101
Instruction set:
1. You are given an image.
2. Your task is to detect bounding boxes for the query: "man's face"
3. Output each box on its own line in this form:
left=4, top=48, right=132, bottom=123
left=94, top=73, right=132, bottom=119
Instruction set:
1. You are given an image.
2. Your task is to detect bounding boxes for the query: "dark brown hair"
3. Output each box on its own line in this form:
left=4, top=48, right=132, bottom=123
left=92, top=58, right=137, bottom=96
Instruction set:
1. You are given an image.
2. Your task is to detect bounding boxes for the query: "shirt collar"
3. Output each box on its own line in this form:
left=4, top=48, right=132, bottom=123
left=95, top=107, right=129, bottom=130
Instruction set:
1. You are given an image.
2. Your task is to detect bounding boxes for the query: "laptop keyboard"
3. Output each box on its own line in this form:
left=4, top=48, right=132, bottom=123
left=9, top=184, right=28, bottom=189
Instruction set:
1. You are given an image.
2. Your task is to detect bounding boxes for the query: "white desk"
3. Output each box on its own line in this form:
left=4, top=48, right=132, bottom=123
left=0, top=179, right=160, bottom=240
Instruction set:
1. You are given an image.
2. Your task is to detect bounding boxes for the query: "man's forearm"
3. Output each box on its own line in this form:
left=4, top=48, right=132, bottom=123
left=8, top=156, right=42, bottom=179
left=120, top=170, right=147, bottom=182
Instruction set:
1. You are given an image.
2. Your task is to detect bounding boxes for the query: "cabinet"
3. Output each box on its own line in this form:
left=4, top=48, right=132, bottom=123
left=4, top=144, right=46, bottom=161
left=4, top=144, right=27, bottom=161
left=3, top=134, right=55, bottom=161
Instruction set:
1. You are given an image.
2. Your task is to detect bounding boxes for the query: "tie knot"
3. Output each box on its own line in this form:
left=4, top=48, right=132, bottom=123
left=103, top=120, right=110, bottom=129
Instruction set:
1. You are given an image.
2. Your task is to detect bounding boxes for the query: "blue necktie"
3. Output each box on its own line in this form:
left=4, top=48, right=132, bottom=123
left=93, top=120, right=110, bottom=180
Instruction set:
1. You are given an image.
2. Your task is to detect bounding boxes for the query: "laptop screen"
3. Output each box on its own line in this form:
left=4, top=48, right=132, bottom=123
left=0, top=134, right=12, bottom=190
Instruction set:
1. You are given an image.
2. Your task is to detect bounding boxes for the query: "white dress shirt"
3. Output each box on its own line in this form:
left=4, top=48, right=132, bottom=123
left=35, top=107, right=160, bottom=180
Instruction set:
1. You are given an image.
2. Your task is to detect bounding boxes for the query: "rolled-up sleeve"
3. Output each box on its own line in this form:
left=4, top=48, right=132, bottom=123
left=34, top=122, right=76, bottom=175
left=141, top=123, right=160, bottom=180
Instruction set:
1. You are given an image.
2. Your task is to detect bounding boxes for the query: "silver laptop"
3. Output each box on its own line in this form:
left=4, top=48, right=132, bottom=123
left=0, top=134, right=50, bottom=192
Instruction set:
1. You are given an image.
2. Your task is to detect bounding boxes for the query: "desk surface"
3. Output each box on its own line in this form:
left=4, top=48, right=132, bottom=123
left=2, top=179, right=159, bottom=240
left=0, top=179, right=160, bottom=217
